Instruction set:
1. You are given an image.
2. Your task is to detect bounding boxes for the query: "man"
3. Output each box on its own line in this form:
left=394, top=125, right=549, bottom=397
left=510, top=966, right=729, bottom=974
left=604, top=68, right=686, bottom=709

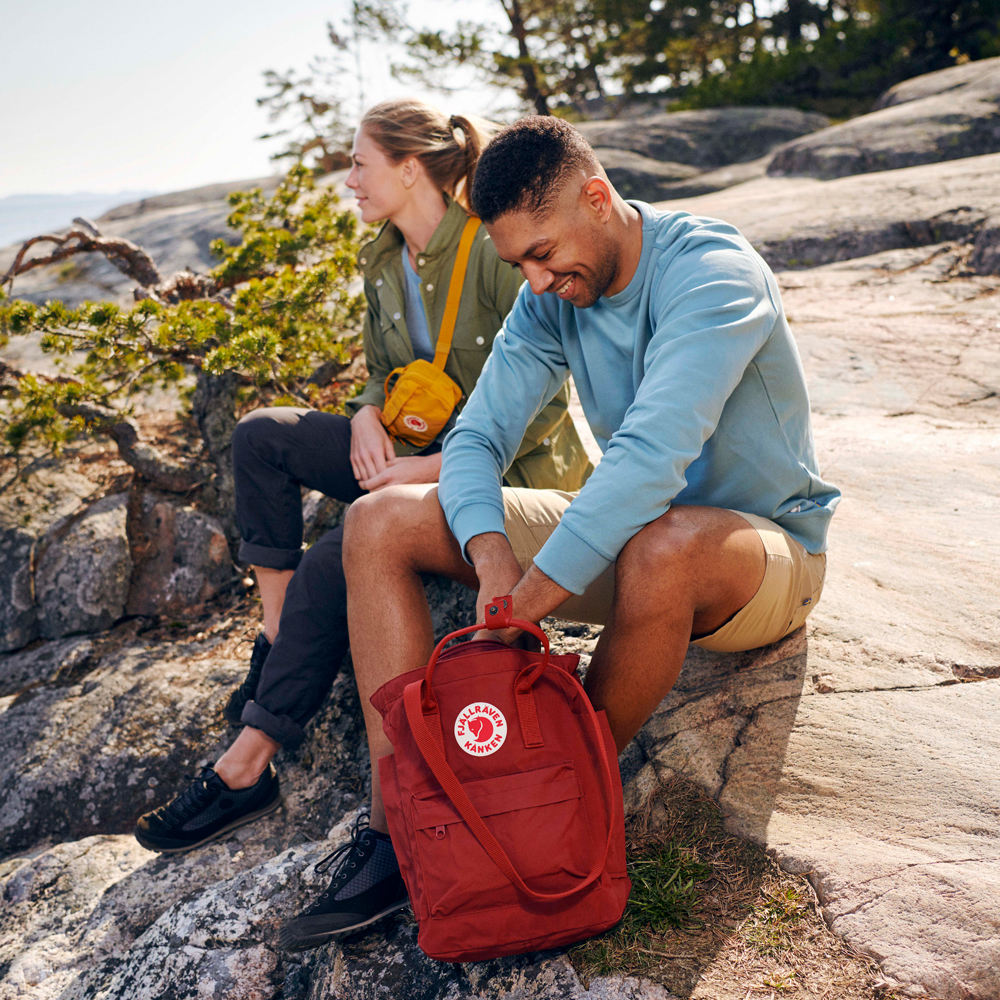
left=276, top=116, right=840, bottom=951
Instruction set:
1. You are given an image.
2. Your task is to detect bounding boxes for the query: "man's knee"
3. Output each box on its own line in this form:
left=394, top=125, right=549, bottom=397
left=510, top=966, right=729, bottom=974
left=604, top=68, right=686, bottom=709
left=617, top=505, right=707, bottom=579
left=343, top=487, right=436, bottom=564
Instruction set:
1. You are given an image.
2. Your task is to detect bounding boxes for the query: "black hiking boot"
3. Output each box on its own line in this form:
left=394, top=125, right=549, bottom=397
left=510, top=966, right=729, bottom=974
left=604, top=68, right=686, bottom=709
left=134, top=763, right=281, bottom=853
left=223, top=632, right=272, bottom=726
left=278, top=813, right=409, bottom=951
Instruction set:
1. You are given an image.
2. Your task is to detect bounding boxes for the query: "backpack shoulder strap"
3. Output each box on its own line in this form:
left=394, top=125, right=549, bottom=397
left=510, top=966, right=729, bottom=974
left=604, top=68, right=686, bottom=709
left=432, top=215, right=482, bottom=371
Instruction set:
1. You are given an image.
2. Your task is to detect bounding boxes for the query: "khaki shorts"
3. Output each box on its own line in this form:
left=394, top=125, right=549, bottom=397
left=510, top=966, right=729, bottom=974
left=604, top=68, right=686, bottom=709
left=502, top=488, right=826, bottom=653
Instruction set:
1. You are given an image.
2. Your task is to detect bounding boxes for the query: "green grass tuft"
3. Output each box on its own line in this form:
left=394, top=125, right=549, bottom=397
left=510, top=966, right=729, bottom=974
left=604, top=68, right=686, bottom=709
left=569, top=837, right=712, bottom=981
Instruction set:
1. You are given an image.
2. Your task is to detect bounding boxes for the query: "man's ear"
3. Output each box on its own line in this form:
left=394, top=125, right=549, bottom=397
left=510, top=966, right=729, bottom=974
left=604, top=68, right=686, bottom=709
left=581, top=176, right=613, bottom=222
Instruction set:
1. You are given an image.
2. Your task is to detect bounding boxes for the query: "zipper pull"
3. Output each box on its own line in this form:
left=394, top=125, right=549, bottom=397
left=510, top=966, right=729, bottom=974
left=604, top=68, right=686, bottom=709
left=435, top=825, right=446, bottom=840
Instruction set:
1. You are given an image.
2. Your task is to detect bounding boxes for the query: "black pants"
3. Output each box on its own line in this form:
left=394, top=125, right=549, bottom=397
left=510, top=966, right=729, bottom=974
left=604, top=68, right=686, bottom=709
left=232, top=408, right=442, bottom=750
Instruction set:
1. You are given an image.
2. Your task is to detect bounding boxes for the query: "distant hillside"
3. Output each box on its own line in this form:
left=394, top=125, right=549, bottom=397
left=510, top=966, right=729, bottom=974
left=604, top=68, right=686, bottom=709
left=0, top=174, right=333, bottom=311
left=0, top=192, right=157, bottom=248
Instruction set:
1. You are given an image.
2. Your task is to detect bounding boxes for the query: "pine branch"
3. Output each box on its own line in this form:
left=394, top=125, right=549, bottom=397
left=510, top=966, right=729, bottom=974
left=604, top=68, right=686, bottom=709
left=2, top=229, right=162, bottom=289
left=1, top=359, right=205, bottom=492
left=58, top=401, right=207, bottom=493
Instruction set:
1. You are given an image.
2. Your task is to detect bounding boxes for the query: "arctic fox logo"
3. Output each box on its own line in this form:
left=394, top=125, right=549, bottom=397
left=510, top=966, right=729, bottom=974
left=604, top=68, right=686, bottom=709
left=454, top=702, right=506, bottom=756
left=403, top=414, right=428, bottom=433
left=468, top=716, right=493, bottom=743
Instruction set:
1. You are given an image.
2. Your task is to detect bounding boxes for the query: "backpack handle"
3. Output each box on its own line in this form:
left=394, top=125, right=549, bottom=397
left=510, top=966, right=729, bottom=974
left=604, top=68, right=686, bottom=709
left=403, top=598, right=618, bottom=903
left=419, top=595, right=550, bottom=714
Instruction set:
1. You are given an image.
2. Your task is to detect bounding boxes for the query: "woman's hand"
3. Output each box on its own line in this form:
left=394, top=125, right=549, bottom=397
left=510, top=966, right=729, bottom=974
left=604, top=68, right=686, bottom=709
left=350, top=405, right=396, bottom=485
left=359, top=452, right=443, bottom=492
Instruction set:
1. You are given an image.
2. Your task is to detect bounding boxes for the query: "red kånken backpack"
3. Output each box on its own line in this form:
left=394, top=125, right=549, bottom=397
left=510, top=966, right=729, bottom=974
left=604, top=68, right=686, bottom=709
left=371, top=596, right=631, bottom=962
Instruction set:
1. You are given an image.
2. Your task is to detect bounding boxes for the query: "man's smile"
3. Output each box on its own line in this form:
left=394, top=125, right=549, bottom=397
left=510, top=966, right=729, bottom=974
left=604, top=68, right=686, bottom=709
left=555, top=274, right=576, bottom=299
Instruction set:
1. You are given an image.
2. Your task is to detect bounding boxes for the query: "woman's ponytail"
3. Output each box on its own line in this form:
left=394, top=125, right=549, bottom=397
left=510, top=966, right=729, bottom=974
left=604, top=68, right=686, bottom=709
left=448, top=114, right=490, bottom=211
left=359, top=100, right=498, bottom=212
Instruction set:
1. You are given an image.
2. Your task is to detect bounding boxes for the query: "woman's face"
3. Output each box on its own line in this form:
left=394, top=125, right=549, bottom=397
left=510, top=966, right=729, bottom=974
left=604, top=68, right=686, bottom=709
left=345, top=126, right=410, bottom=224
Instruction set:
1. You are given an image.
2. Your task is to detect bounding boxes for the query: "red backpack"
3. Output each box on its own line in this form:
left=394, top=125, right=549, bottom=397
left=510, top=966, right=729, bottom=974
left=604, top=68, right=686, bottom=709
left=371, top=596, right=631, bottom=962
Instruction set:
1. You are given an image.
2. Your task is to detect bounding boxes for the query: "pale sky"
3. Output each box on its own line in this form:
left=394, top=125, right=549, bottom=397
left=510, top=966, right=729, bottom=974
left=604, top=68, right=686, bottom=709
left=0, top=0, right=505, bottom=197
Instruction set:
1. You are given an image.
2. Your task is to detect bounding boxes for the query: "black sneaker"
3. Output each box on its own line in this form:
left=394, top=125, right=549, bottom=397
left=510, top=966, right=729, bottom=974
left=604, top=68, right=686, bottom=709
left=278, top=814, right=409, bottom=951
left=223, top=632, right=272, bottom=726
left=134, top=763, right=281, bottom=853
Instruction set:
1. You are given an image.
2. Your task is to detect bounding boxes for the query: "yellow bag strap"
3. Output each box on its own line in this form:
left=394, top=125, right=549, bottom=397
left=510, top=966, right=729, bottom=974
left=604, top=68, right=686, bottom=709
left=431, top=216, right=481, bottom=371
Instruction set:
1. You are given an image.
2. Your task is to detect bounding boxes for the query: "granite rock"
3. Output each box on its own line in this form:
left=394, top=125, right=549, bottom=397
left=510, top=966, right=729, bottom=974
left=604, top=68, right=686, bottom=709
left=34, top=493, right=132, bottom=639
left=874, top=55, right=1000, bottom=110
left=0, top=635, right=93, bottom=698
left=0, top=172, right=349, bottom=311
left=577, top=107, right=829, bottom=169
left=0, top=824, right=673, bottom=1000
left=769, top=57, right=1000, bottom=179
left=126, top=495, right=235, bottom=618
left=0, top=627, right=370, bottom=860
left=664, top=150, right=1000, bottom=273
left=592, top=148, right=702, bottom=202
left=0, top=526, right=37, bottom=653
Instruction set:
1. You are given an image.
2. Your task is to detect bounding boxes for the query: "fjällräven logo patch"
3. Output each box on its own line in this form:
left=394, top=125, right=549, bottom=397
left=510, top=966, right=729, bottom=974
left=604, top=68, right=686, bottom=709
left=403, top=414, right=428, bottom=433
left=454, top=702, right=507, bottom=756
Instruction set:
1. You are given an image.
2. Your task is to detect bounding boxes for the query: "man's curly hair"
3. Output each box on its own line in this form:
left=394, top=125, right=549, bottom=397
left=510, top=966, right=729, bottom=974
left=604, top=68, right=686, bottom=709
left=470, top=116, right=600, bottom=224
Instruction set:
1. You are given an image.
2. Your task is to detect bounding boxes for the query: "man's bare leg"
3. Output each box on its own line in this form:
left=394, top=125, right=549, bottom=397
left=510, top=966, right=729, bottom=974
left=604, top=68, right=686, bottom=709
left=344, top=493, right=764, bottom=825
left=584, top=505, right=765, bottom=753
left=343, top=485, right=479, bottom=833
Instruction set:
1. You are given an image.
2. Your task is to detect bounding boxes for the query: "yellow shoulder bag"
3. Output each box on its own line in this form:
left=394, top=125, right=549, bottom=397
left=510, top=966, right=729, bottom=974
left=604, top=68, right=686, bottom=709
left=379, top=216, right=480, bottom=449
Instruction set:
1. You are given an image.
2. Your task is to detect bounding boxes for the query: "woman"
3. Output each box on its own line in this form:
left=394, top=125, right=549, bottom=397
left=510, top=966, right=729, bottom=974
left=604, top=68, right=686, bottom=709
left=134, top=99, right=591, bottom=854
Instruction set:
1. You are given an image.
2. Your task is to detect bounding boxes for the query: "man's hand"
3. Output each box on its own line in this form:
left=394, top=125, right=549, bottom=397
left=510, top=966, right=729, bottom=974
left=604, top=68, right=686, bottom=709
left=350, top=405, right=395, bottom=484
left=467, top=533, right=574, bottom=646
left=360, top=453, right=442, bottom=492
left=467, top=533, right=527, bottom=644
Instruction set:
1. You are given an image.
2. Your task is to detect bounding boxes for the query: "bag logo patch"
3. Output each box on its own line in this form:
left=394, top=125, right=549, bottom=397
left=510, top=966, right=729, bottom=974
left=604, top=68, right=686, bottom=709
left=403, top=414, right=428, bottom=433
left=454, top=702, right=507, bottom=756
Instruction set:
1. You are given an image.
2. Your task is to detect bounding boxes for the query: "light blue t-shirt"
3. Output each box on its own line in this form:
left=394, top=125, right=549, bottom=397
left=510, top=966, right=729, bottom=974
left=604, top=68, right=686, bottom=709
left=401, top=245, right=434, bottom=363
left=438, top=202, right=841, bottom=596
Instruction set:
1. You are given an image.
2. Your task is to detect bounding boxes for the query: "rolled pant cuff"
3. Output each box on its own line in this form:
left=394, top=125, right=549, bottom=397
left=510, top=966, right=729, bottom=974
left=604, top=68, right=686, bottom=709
left=241, top=700, right=307, bottom=751
left=238, top=541, right=303, bottom=571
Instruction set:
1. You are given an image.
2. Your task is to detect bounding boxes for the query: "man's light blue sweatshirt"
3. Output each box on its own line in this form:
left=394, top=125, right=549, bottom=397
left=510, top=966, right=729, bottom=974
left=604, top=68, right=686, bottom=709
left=439, top=203, right=841, bottom=596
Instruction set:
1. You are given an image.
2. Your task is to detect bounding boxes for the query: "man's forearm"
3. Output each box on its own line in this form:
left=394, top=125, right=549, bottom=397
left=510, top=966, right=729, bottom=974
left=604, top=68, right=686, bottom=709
left=466, top=532, right=571, bottom=627
left=467, top=532, right=523, bottom=593
left=510, top=563, right=572, bottom=624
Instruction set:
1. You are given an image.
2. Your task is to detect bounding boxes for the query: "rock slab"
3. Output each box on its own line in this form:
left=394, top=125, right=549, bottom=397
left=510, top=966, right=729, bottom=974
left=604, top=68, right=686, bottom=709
left=34, top=493, right=132, bottom=640
left=0, top=526, right=37, bottom=653
left=664, top=151, right=1000, bottom=273
left=126, top=495, right=234, bottom=618
left=770, top=57, right=1000, bottom=179
left=578, top=107, right=829, bottom=169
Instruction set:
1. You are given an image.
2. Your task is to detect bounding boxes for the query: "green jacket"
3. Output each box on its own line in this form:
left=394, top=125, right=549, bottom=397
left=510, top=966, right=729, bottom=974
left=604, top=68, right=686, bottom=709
left=345, top=197, right=592, bottom=491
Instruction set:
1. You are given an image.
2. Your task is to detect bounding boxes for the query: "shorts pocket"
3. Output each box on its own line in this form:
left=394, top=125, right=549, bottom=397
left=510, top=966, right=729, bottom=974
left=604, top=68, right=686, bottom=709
left=790, top=553, right=826, bottom=632
left=409, top=761, right=590, bottom=918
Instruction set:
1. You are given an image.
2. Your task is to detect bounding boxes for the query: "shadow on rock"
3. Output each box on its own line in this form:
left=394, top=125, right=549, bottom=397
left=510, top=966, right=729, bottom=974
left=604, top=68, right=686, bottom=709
left=624, top=629, right=809, bottom=847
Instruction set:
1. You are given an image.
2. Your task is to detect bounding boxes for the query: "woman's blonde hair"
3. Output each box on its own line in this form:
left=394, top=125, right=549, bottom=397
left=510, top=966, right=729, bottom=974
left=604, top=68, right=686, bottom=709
left=359, top=99, right=498, bottom=212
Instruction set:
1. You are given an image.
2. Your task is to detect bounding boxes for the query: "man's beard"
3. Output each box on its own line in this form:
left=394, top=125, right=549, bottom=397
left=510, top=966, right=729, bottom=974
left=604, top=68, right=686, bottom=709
left=573, top=231, right=619, bottom=308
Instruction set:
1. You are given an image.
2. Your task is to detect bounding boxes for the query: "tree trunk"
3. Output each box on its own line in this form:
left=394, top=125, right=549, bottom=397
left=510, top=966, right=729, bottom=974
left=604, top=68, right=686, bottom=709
left=503, top=0, right=550, bottom=115
left=191, top=371, right=240, bottom=546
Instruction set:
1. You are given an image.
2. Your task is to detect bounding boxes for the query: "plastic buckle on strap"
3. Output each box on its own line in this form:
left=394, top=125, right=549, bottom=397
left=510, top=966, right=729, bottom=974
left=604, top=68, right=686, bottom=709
left=485, top=595, right=514, bottom=629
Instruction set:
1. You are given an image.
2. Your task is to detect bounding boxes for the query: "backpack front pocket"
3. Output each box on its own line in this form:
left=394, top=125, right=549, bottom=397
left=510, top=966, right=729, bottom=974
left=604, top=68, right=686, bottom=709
left=409, top=761, right=592, bottom=918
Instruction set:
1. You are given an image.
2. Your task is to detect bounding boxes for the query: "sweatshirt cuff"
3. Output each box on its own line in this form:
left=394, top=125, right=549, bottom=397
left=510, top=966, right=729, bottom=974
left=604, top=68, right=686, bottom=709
left=450, top=501, right=508, bottom=566
left=533, top=521, right=614, bottom=596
